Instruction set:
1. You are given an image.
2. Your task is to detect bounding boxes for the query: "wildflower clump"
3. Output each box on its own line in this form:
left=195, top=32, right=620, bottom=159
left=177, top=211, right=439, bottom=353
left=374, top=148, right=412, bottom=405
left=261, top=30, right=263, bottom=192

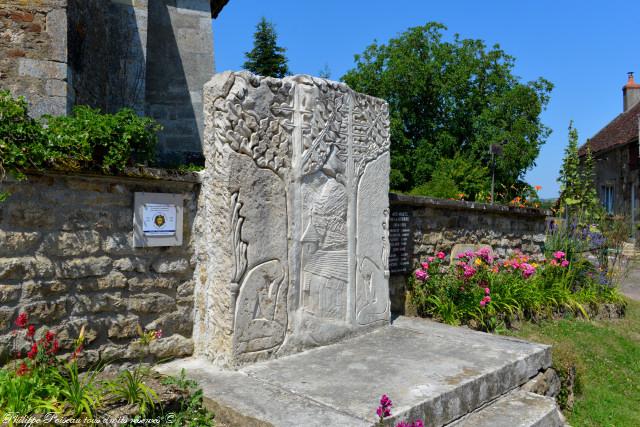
left=408, top=246, right=622, bottom=331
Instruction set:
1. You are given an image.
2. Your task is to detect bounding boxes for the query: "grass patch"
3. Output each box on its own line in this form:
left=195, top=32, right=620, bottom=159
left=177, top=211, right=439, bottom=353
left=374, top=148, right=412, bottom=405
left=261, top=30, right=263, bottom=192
left=502, top=299, right=640, bottom=426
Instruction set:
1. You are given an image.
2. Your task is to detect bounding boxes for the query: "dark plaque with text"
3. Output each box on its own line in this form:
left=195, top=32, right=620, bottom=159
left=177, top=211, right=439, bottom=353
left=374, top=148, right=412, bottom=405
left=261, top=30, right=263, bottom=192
left=389, top=210, right=411, bottom=273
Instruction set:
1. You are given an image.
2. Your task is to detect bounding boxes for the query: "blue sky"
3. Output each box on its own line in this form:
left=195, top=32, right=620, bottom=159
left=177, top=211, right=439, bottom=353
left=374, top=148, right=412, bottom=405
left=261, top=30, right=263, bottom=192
left=213, top=0, right=639, bottom=198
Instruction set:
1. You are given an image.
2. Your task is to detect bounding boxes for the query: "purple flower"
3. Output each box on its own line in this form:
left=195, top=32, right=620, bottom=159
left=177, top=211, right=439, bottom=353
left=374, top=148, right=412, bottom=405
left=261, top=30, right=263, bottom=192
left=561, top=260, right=569, bottom=268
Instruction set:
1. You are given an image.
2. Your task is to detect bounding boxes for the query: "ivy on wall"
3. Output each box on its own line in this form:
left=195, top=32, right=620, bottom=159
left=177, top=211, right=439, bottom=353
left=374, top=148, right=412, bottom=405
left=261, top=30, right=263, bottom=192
left=0, top=90, right=161, bottom=200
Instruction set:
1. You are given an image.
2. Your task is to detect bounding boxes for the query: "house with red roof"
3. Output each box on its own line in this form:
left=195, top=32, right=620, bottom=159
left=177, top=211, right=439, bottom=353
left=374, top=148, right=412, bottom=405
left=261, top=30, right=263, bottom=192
left=580, top=73, right=640, bottom=218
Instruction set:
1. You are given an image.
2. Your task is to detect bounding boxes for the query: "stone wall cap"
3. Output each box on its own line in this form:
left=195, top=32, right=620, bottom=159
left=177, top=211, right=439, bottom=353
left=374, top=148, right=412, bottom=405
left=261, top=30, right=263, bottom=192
left=25, top=167, right=203, bottom=185
left=389, top=193, right=552, bottom=217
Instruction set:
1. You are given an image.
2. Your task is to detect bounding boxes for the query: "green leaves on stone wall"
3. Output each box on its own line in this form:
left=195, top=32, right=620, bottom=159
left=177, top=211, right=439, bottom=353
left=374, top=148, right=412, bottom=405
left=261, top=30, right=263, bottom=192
left=0, top=90, right=161, bottom=198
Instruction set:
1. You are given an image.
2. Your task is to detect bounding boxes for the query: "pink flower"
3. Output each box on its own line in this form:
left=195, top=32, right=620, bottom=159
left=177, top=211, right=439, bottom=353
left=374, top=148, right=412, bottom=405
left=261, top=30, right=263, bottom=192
left=521, top=263, right=536, bottom=278
left=550, top=259, right=558, bottom=266
left=480, top=300, right=486, bottom=307
left=484, top=296, right=491, bottom=302
left=427, top=257, right=435, bottom=262
left=376, top=394, right=393, bottom=419
left=421, top=262, right=429, bottom=270
left=553, top=251, right=566, bottom=260
left=155, top=329, right=163, bottom=339
left=415, top=269, right=428, bottom=282
left=484, top=287, right=490, bottom=295
left=561, top=260, right=569, bottom=267
left=437, top=251, right=446, bottom=259
left=463, top=265, right=476, bottom=278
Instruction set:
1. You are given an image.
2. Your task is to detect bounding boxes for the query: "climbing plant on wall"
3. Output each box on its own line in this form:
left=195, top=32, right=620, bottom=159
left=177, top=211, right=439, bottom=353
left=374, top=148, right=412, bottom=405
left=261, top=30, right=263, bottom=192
left=0, top=90, right=161, bottom=200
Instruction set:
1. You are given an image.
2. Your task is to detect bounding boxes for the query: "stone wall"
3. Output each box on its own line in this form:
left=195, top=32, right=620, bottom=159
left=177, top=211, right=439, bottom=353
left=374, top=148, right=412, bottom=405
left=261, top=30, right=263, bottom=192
left=389, top=193, right=550, bottom=313
left=0, top=170, right=200, bottom=365
left=0, top=0, right=71, bottom=117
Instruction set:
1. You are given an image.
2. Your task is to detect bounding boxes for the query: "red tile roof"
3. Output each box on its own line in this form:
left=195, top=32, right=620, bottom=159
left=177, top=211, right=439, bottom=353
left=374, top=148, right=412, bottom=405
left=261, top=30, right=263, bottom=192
left=579, top=101, right=640, bottom=156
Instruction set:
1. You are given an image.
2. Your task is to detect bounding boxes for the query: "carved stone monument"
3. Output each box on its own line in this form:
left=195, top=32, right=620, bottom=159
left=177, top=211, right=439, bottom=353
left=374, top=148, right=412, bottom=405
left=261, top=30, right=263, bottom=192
left=194, top=72, right=391, bottom=366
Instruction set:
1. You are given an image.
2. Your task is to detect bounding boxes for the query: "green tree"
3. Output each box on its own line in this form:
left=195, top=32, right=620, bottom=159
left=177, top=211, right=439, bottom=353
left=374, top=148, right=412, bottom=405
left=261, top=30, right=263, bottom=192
left=243, top=17, right=289, bottom=78
left=557, top=122, right=602, bottom=221
left=342, top=23, right=552, bottom=196
left=410, top=154, right=489, bottom=200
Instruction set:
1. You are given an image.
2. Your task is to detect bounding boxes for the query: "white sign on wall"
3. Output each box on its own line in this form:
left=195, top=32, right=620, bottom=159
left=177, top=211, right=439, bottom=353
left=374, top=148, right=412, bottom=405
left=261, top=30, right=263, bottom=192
left=142, top=203, right=177, bottom=236
left=134, top=193, right=185, bottom=247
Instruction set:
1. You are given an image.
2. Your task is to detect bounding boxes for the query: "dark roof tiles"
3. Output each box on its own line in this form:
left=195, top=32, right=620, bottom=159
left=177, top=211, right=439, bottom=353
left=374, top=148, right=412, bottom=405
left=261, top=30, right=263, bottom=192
left=579, top=101, right=640, bottom=156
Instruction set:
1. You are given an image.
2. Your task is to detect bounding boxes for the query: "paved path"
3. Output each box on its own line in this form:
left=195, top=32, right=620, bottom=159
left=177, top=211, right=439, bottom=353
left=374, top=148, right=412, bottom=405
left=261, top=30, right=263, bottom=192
left=619, top=261, right=640, bottom=301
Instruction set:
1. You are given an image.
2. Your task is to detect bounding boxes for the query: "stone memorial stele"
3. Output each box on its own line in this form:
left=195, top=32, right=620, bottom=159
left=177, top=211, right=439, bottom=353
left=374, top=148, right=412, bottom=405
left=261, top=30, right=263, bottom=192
left=194, top=71, right=391, bottom=366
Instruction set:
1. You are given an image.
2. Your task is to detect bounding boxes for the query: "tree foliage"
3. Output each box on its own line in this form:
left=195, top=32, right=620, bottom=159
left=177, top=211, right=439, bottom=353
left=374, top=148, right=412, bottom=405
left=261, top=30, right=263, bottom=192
left=410, top=154, right=489, bottom=200
left=557, top=122, right=602, bottom=221
left=342, top=23, right=553, bottom=197
left=243, top=17, right=289, bottom=78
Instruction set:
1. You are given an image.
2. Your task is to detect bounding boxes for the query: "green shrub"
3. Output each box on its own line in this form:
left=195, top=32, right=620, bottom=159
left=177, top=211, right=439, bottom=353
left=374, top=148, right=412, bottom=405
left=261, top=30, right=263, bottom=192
left=0, top=91, right=162, bottom=197
left=44, top=106, right=161, bottom=173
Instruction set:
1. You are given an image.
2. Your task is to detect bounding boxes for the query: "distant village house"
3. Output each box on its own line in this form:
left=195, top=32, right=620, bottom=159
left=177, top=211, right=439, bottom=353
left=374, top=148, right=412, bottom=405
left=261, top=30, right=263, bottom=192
left=580, top=72, right=640, bottom=223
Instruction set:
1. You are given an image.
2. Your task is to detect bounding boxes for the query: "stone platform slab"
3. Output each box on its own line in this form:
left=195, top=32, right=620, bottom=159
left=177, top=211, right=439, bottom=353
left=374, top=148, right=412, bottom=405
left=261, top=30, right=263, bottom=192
left=157, top=316, right=553, bottom=427
left=448, top=390, right=564, bottom=427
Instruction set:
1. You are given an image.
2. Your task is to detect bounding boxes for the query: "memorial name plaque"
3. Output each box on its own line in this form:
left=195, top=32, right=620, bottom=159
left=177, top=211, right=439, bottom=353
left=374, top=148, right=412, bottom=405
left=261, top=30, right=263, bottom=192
left=389, top=210, right=411, bottom=273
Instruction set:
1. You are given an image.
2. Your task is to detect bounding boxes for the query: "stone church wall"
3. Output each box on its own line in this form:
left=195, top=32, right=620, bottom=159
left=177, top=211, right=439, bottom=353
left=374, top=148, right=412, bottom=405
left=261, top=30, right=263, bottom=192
left=0, top=170, right=200, bottom=365
left=1, top=0, right=214, bottom=166
left=0, top=0, right=71, bottom=117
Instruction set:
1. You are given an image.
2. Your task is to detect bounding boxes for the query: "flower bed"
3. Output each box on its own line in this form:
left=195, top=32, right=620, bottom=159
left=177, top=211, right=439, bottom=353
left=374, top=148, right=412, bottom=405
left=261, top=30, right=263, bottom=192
left=0, top=312, right=214, bottom=425
left=408, top=248, right=624, bottom=331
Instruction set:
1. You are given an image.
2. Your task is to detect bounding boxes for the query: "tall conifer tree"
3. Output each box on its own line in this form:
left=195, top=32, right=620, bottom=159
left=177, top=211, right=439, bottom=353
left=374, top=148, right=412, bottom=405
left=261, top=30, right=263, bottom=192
left=243, top=18, right=289, bottom=78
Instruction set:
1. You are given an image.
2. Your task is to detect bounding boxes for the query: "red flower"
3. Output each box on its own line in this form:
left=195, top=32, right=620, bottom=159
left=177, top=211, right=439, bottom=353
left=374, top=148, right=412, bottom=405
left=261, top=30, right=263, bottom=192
left=45, top=330, right=55, bottom=342
left=15, top=312, right=28, bottom=328
left=27, top=343, right=38, bottom=359
left=70, top=344, right=82, bottom=360
left=52, top=340, right=59, bottom=354
left=26, top=325, right=36, bottom=338
left=16, top=362, right=29, bottom=376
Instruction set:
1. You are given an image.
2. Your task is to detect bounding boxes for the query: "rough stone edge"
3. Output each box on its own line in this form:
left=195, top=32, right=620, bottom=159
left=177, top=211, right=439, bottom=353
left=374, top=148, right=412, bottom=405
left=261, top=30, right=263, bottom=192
left=389, top=317, right=553, bottom=426
left=202, top=397, right=276, bottom=427
left=390, top=193, right=551, bottom=218
left=444, top=390, right=565, bottom=427
left=19, top=167, right=202, bottom=185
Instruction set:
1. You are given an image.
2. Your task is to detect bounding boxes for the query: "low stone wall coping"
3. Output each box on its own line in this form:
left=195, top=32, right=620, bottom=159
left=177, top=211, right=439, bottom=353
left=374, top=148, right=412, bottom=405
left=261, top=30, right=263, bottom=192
left=389, top=193, right=551, bottom=218
left=23, top=167, right=203, bottom=185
